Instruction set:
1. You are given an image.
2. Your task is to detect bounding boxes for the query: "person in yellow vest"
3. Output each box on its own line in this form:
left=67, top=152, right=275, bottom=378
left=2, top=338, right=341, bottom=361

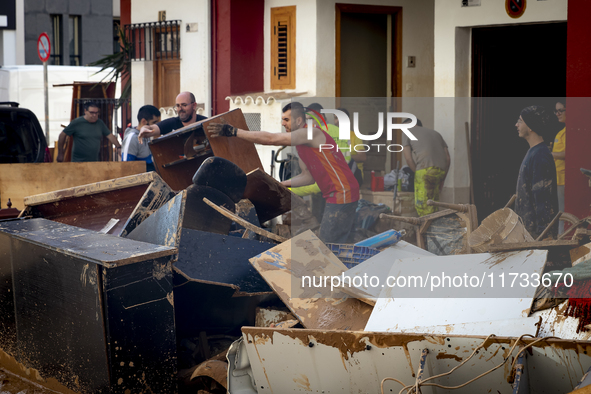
left=402, top=118, right=450, bottom=217
left=552, top=98, right=566, bottom=234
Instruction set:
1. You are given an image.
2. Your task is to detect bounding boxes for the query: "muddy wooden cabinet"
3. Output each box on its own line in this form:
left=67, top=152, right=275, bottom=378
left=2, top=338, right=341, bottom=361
left=149, top=108, right=263, bottom=191
left=0, top=219, right=178, bottom=393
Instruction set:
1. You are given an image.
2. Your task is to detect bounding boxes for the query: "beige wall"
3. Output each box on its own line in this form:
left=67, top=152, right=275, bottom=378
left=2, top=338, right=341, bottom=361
left=131, top=1, right=211, bottom=117
left=263, top=0, right=435, bottom=98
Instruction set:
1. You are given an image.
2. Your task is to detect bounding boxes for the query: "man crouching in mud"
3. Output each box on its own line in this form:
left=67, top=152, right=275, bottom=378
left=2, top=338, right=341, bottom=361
left=207, top=102, right=359, bottom=243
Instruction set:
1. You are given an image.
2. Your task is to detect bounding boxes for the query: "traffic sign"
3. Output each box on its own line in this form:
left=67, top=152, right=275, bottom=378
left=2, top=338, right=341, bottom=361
left=37, top=32, right=51, bottom=63
left=506, top=0, right=526, bottom=19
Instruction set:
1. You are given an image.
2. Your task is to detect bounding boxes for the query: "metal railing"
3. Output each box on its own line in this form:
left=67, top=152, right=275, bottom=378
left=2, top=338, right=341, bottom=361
left=124, top=20, right=181, bottom=61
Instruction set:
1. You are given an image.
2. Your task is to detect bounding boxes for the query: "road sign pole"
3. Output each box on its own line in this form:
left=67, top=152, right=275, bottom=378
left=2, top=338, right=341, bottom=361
left=44, top=60, right=49, bottom=144
left=37, top=32, right=51, bottom=145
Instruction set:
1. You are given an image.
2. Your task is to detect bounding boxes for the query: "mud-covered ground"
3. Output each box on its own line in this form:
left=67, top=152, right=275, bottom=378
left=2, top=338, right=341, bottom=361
left=0, top=369, right=53, bottom=394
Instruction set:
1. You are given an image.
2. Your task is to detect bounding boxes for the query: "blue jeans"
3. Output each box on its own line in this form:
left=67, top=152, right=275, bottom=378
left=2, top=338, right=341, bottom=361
left=557, top=184, right=565, bottom=234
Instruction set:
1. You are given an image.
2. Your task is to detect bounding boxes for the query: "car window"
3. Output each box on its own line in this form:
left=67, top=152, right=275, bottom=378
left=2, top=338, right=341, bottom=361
left=0, top=113, right=43, bottom=163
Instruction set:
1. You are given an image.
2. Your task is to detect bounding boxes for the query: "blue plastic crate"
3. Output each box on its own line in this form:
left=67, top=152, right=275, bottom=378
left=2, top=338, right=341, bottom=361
left=326, top=243, right=380, bottom=268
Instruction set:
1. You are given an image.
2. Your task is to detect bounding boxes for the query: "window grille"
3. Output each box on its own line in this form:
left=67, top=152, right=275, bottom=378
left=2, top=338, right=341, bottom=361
left=124, top=20, right=181, bottom=61
left=244, top=113, right=262, bottom=132
left=271, top=7, right=295, bottom=89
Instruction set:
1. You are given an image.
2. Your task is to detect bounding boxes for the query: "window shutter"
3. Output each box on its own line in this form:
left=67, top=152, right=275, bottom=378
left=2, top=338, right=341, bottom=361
left=271, top=6, right=296, bottom=89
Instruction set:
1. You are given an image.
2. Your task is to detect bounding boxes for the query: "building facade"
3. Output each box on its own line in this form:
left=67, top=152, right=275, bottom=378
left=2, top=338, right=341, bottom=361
left=124, top=0, right=591, bottom=220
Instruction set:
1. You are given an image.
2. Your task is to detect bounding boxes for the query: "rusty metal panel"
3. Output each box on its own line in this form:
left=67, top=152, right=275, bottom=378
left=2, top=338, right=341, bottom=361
left=233, top=327, right=591, bottom=394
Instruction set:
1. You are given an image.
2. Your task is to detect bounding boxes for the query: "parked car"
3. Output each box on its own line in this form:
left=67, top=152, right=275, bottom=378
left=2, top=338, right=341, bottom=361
left=0, top=102, right=51, bottom=163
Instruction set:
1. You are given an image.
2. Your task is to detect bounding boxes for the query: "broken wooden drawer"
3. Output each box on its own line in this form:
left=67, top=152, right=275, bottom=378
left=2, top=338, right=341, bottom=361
left=20, top=172, right=176, bottom=237
left=150, top=108, right=263, bottom=191
left=0, top=218, right=178, bottom=394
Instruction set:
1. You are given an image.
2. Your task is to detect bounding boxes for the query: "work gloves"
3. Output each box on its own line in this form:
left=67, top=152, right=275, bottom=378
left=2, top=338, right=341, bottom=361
left=207, top=122, right=238, bottom=137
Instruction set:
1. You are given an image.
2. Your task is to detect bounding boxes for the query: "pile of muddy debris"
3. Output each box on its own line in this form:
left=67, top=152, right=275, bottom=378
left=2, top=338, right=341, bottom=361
left=2, top=110, right=591, bottom=394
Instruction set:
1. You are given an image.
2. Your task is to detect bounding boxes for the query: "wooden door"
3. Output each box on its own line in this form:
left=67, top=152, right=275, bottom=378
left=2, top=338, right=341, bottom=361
left=153, top=60, right=180, bottom=109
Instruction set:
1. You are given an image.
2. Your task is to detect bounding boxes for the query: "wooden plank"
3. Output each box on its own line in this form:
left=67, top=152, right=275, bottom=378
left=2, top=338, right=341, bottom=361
left=22, top=184, right=150, bottom=236
left=203, top=197, right=286, bottom=243
left=486, top=239, right=579, bottom=252
left=0, top=162, right=146, bottom=210
left=249, top=230, right=373, bottom=330
left=202, top=108, right=262, bottom=172
left=24, top=171, right=156, bottom=206
left=21, top=173, right=174, bottom=237
left=536, top=211, right=563, bottom=241
left=243, top=168, right=305, bottom=223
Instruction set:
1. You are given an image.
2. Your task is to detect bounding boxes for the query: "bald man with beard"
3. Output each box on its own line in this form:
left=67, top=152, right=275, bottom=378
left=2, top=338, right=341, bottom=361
left=137, top=91, right=207, bottom=141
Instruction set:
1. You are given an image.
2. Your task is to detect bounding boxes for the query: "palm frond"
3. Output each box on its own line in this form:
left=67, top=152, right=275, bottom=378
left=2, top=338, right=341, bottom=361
left=88, top=28, right=132, bottom=105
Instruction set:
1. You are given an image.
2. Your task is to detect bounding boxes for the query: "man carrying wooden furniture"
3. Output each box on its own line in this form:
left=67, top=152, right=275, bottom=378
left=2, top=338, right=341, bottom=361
left=207, top=102, right=360, bottom=243
left=137, top=91, right=207, bottom=141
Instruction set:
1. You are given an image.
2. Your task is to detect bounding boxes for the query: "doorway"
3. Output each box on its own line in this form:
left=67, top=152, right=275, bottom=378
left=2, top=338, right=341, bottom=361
left=153, top=59, right=180, bottom=109
left=471, top=23, right=567, bottom=220
left=336, top=4, right=401, bottom=98
left=335, top=4, right=402, bottom=178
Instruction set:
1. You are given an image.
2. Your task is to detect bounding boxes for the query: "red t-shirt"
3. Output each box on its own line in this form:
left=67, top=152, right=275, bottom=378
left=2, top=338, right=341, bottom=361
left=296, top=128, right=359, bottom=204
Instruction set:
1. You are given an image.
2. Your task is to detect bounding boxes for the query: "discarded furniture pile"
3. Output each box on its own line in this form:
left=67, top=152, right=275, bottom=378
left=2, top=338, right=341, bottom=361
left=2, top=112, right=591, bottom=393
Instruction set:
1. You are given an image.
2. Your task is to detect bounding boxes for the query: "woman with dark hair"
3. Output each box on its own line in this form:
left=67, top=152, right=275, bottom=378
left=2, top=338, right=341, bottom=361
left=552, top=98, right=566, bottom=234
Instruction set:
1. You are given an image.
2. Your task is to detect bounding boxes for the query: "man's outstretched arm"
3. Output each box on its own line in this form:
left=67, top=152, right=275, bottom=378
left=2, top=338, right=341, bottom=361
left=207, top=123, right=293, bottom=146
left=137, top=124, right=161, bottom=143
left=207, top=123, right=324, bottom=148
